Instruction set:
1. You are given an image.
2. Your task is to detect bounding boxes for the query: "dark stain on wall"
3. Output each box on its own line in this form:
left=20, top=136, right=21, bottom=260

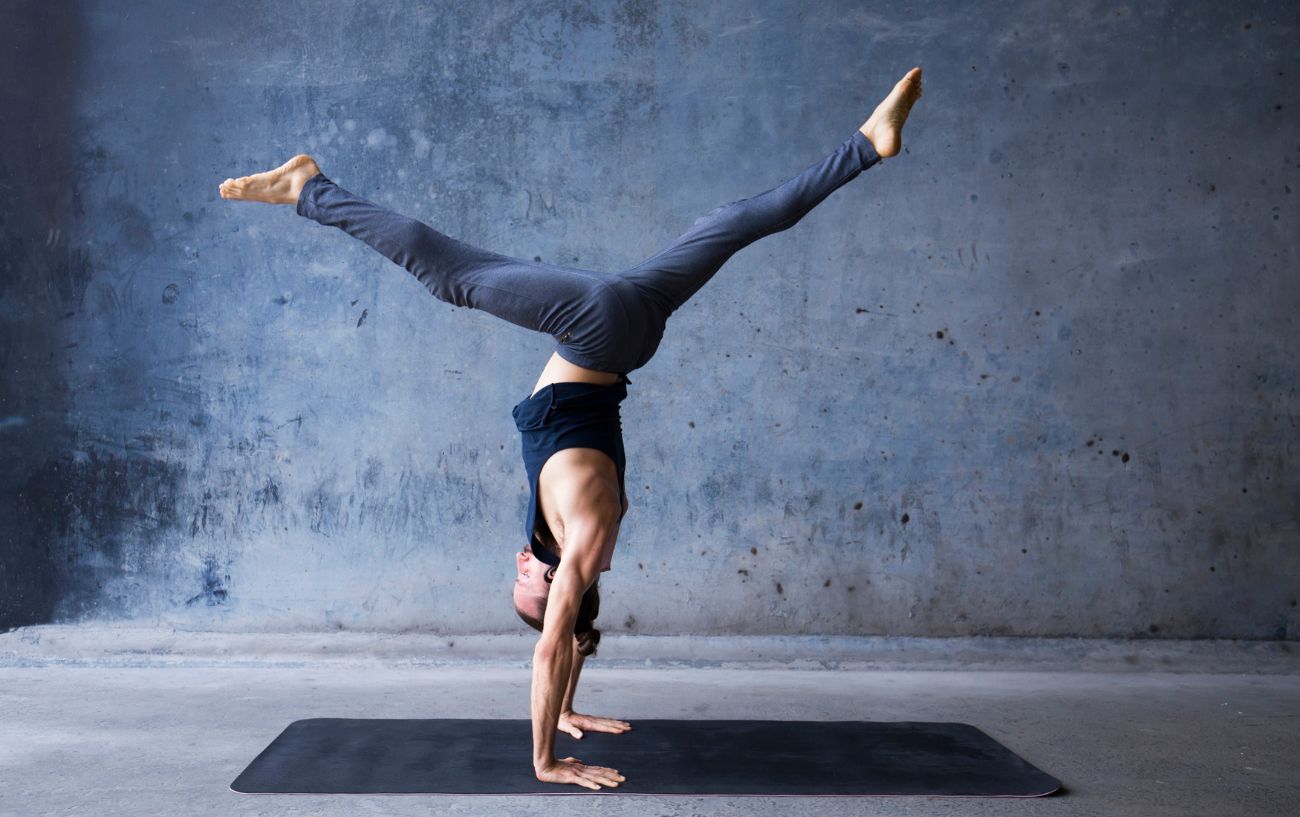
left=0, top=1, right=83, bottom=631
left=186, top=555, right=231, bottom=607
left=19, top=450, right=185, bottom=618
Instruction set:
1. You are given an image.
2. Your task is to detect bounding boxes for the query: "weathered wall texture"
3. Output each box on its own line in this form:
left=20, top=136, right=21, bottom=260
left=2, top=0, right=1297, bottom=638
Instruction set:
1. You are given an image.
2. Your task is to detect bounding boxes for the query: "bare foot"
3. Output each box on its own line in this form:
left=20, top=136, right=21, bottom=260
left=219, top=154, right=321, bottom=204
left=859, top=67, right=923, bottom=159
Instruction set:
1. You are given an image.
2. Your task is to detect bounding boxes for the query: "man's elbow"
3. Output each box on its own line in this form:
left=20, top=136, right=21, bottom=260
left=532, top=633, right=571, bottom=666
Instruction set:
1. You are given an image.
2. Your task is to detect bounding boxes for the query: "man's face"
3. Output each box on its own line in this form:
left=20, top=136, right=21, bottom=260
left=513, top=546, right=554, bottom=622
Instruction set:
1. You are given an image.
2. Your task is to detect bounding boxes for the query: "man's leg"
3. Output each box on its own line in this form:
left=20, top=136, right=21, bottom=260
left=221, top=158, right=597, bottom=339
left=620, top=68, right=922, bottom=315
left=620, top=131, right=882, bottom=314
left=295, top=173, right=582, bottom=335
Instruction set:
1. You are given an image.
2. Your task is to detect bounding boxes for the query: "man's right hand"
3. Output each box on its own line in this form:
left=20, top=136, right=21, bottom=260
left=535, top=756, right=625, bottom=790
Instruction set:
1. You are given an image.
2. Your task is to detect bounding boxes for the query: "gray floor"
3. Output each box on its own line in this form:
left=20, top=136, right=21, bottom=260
left=3, top=627, right=1297, bottom=817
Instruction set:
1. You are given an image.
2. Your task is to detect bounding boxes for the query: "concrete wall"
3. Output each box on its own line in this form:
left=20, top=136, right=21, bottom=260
left=2, top=0, right=1296, bottom=638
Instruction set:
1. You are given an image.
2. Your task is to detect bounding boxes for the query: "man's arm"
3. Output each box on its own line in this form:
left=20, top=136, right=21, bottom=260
left=560, top=636, right=583, bottom=714
left=530, top=552, right=591, bottom=770
left=556, top=638, right=634, bottom=739
left=530, top=514, right=624, bottom=790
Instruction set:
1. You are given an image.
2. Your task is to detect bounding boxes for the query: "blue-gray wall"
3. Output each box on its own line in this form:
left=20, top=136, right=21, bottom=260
left=2, top=0, right=1297, bottom=638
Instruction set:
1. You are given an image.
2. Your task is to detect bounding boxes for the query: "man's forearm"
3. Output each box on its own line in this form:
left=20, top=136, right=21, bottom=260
left=531, top=638, right=573, bottom=770
left=561, top=638, right=585, bottom=714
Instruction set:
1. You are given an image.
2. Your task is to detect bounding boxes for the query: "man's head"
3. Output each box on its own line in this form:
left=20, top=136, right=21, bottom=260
left=513, top=545, right=555, bottom=626
left=513, top=544, right=602, bottom=656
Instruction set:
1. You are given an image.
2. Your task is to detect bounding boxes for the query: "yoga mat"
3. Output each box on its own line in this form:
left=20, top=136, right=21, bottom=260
left=231, top=718, right=1061, bottom=796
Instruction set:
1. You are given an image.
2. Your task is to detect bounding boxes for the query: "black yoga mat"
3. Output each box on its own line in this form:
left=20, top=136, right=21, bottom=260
left=231, top=718, right=1060, bottom=797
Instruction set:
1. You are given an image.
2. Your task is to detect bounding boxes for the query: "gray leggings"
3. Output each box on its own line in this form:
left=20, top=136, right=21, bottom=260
left=296, top=130, right=882, bottom=375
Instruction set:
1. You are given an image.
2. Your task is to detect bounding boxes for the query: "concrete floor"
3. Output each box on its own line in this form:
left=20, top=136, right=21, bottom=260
left=2, top=627, right=1297, bottom=817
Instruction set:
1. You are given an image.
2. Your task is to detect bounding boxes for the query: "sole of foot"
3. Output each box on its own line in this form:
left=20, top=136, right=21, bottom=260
left=860, top=67, right=923, bottom=159
left=219, top=154, right=321, bottom=205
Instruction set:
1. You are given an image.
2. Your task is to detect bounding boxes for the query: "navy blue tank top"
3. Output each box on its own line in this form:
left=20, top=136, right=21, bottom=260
left=511, top=376, right=630, bottom=567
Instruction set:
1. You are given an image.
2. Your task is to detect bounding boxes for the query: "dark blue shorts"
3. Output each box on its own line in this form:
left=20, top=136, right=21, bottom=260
left=296, top=130, right=882, bottom=375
